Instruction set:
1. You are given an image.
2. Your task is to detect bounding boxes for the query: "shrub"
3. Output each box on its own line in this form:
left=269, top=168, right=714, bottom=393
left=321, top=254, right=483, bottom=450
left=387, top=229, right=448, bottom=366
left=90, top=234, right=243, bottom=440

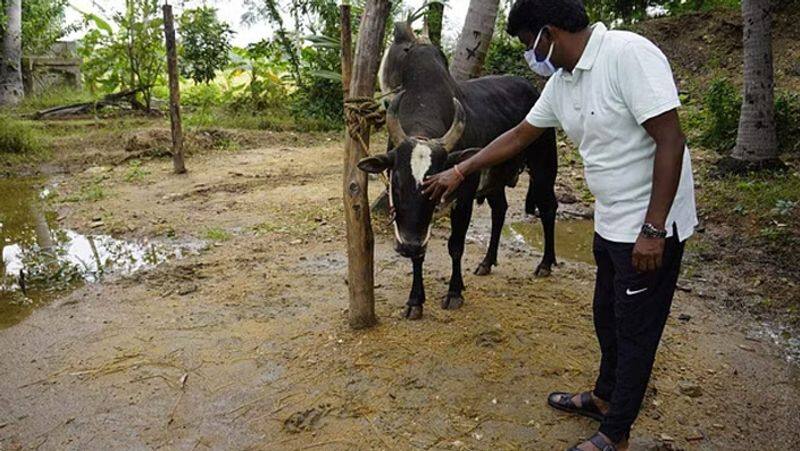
left=699, top=77, right=800, bottom=155
left=775, top=91, right=800, bottom=154
left=0, top=116, right=44, bottom=155
left=699, top=77, right=740, bottom=152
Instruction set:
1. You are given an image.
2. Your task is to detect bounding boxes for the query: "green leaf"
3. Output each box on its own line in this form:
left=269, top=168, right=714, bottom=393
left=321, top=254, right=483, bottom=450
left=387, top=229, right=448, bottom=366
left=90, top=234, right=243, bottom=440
left=309, top=69, right=342, bottom=82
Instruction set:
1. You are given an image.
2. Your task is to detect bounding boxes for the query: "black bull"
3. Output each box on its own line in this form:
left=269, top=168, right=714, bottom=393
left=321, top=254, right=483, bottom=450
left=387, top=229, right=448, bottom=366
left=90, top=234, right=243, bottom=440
left=358, top=23, right=558, bottom=320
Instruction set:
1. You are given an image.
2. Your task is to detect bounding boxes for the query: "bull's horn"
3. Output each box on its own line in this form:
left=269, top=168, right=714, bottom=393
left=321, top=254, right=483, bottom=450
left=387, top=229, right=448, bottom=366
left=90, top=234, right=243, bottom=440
left=439, top=98, right=466, bottom=152
left=419, top=22, right=432, bottom=44
left=386, top=95, right=407, bottom=145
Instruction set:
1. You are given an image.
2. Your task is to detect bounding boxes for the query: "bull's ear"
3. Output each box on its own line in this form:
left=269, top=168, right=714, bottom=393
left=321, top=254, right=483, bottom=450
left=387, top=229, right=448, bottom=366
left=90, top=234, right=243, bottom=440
left=445, top=147, right=481, bottom=168
left=358, top=153, right=394, bottom=173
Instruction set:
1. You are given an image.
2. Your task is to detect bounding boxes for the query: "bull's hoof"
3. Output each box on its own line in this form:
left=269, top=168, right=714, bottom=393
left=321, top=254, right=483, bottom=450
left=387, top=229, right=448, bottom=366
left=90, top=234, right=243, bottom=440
left=404, top=305, right=423, bottom=320
left=441, top=293, right=464, bottom=310
left=474, top=262, right=493, bottom=276
left=534, top=262, right=553, bottom=278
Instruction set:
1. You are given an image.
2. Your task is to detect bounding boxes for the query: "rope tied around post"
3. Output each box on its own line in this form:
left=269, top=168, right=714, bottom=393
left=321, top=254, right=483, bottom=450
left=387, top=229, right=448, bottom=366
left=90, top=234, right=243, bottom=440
left=344, top=96, right=385, bottom=146
left=344, top=96, right=389, bottom=187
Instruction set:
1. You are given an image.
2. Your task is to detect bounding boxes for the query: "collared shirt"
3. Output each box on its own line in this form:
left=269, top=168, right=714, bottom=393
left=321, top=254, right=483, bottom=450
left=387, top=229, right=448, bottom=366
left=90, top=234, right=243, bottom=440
left=526, top=22, right=698, bottom=243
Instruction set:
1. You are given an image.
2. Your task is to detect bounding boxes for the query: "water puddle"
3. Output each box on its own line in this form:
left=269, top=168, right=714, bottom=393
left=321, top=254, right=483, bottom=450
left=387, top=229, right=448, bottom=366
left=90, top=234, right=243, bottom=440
left=1, top=177, right=203, bottom=329
left=504, top=219, right=595, bottom=265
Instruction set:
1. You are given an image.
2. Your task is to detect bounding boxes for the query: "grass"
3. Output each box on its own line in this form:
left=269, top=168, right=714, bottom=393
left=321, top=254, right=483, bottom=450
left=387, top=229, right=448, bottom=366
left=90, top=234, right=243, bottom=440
left=14, top=88, right=95, bottom=115
left=124, top=160, right=151, bottom=182
left=0, top=115, right=49, bottom=165
left=63, top=176, right=109, bottom=203
left=203, top=227, right=231, bottom=241
left=183, top=106, right=341, bottom=133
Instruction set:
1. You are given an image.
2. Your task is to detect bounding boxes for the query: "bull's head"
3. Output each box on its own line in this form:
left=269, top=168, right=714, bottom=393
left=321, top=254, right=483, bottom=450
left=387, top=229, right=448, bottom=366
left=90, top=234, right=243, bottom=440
left=378, top=21, right=446, bottom=107
left=358, top=98, right=477, bottom=259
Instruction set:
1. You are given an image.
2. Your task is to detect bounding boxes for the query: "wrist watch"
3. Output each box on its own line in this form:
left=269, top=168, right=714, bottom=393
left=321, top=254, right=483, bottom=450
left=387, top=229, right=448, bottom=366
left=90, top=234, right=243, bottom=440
left=641, top=223, right=667, bottom=239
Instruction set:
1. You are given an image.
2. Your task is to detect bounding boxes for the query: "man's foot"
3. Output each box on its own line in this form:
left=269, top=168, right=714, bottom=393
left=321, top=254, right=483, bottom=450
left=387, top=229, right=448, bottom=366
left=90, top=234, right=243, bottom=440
left=569, top=432, right=629, bottom=451
left=547, top=390, right=609, bottom=421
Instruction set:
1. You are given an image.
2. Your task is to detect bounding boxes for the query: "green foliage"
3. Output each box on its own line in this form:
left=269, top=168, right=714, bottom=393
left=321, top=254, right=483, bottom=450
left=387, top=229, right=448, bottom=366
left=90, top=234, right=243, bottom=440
left=698, top=77, right=800, bottom=154
left=79, top=0, right=165, bottom=109
left=178, top=7, right=233, bottom=84
left=228, top=41, right=292, bottom=113
left=243, top=0, right=344, bottom=129
left=699, top=77, right=741, bottom=152
left=204, top=227, right=231, bottom=241
left=484, top=1, right=532, bottom=80
left=124, top=159, right=150, bottom=182
left=0, top=115, right=44, bottom=155
left=775, top=92, right=800, bottom=154
left=583, top=0, right=740, bottom=24
left=0, top=0, right=76, bottom=54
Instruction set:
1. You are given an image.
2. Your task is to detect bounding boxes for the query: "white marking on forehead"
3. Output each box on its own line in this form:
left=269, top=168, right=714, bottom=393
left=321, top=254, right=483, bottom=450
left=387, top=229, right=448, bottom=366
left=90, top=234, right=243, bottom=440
left=410, top=143, right=432, bottom=184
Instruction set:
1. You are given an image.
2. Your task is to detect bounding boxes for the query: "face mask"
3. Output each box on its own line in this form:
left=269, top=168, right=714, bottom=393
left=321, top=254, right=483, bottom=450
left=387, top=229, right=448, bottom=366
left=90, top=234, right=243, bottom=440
left=524, top=27, right=556, bottom=77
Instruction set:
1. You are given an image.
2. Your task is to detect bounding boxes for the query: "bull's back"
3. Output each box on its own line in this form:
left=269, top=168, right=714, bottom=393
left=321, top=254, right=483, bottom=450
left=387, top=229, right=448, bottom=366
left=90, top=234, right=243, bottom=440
left=458, top=75, right=539, bottom=146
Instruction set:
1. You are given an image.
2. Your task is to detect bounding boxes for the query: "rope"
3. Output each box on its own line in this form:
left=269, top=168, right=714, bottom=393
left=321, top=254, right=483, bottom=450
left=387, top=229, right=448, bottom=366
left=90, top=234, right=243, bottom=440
left=344, top=96, right=389, bottom=188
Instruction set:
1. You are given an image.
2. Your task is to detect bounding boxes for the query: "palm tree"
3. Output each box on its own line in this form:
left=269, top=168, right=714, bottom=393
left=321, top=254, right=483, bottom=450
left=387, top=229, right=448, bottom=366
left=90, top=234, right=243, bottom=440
left=450, top=0, right=500, bottom=81
left=0, top=0, right=24, bottom=106
left=727, top=0, right=781, bottom=170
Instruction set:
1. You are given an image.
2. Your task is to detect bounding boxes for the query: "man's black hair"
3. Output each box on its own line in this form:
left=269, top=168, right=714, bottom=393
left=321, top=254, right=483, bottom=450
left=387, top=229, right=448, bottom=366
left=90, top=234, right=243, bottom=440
left=507, top=0, right=590, bottom=36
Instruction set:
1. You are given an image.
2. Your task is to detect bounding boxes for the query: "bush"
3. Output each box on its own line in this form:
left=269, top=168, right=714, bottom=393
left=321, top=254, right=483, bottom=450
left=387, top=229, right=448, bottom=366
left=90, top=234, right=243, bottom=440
left=775, top=92, right=800, bottom=154
left=699, top=77, right=800, bottom=155
left=699, top=77, right=740, bottom=152
left=0, top=116, right=44, bottom=155
left=182, top=83, right=225, bottom=109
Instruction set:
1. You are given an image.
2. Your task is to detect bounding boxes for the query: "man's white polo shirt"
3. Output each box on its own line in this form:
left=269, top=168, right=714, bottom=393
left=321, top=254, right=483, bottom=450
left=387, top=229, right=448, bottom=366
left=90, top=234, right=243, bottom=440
left=526, top=22, right=698, bottom=243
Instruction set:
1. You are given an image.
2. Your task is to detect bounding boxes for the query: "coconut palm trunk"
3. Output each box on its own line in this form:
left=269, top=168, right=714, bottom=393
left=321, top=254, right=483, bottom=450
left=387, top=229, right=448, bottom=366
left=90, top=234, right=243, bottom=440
left=450, top=0, right=500, bottom=81
left=0, top=0, right=24, bottom=106
left=730, top=0, right=780, bottom=167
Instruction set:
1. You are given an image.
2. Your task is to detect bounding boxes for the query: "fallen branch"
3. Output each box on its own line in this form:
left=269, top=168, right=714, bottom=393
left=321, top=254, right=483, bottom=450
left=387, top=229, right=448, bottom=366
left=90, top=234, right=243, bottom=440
left=33, top=87, right=149, bottom=119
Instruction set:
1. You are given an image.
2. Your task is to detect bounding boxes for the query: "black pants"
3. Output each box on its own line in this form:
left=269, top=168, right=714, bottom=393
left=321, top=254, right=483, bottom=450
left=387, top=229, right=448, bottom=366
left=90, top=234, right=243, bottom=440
left=591, top=229, right=685, bottom=442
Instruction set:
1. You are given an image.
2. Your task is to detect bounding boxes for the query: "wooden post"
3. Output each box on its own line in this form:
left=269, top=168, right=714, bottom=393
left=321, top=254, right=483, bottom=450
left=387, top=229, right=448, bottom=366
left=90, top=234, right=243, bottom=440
left=340, top=1, right=353, bottom=100
left=342, top=0, right=391, bottom=329
left=163, top=3, right=186, bottom=174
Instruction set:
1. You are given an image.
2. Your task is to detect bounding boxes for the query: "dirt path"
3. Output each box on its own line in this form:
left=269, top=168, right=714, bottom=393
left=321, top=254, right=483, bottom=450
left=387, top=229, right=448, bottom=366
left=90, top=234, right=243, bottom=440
left=1, top=138, right=799, bottom=450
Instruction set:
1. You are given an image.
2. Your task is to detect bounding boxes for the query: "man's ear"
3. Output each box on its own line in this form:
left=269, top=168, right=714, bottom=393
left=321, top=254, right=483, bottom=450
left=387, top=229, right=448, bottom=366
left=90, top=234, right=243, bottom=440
left=357, top=152, right=394, bottom=173
left=445, top=147, right=481, bottom=168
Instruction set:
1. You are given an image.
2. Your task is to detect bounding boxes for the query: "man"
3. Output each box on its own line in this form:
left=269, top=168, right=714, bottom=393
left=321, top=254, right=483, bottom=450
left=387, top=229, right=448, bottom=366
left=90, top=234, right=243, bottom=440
left=422, top=0, right=698, bottom=449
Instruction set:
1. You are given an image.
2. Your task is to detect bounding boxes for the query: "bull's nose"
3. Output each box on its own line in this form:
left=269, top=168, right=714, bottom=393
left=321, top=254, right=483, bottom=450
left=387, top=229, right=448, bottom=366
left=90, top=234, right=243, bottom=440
left=395, top=241, right=426, bottom=259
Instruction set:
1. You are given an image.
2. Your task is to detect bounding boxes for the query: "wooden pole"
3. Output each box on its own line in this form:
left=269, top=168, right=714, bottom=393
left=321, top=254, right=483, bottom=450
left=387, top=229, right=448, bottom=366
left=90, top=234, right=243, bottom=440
left=163, top=3, right=186, bottom=174
left=340, top=2, right=353, bottom=100
left=342, top=0, right=391, bottom=329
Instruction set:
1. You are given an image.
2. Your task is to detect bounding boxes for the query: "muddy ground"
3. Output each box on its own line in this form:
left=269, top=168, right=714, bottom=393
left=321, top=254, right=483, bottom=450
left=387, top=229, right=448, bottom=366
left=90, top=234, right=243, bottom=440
left=1, top=130, right=799, bottom=450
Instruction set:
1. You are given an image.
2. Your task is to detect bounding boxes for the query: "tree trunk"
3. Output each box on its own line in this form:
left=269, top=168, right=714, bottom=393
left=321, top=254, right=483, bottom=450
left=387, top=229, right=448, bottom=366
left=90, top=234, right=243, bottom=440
left=731, top=0, right=779, bottom=166
left=0, top=0, right=24, bottom=106
left=342, top=0, right=390, bottom=329
left=450, top=0, right=500, bottom=81
left=425, top=1, right=445, bottom=50
left=163, top=4, right=186, bottom=174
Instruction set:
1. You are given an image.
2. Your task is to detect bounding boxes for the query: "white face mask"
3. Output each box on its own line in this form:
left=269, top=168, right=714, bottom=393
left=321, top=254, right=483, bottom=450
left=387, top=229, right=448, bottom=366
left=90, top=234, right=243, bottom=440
left=524, top=27, right=556, bottom=77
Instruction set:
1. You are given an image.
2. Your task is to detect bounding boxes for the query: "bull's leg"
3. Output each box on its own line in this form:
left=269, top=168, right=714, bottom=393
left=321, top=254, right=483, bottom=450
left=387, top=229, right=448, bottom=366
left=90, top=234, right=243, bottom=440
left=529, top=168, right=558, bottom=278
left=535, top=201, right=558, bottom=277
left=405, top=256, right=425, bottom=320
left=442, top=184, right=477, bottom=310
left=526, top=129, right=559, bottom=277
left=474, top=189, right=508, bottom=276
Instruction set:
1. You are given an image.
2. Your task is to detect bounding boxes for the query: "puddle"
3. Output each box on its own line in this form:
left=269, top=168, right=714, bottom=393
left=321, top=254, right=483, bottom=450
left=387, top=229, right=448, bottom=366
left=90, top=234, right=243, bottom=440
left=1, top=177, right=203, bottom=329
left=504, top=219, right=596, bottom=265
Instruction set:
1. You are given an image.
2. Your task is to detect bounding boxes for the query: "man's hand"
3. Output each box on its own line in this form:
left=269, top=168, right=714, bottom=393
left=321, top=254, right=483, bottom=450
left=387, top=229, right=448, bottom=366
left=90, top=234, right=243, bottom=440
left=632, top=234, right=665, bottom=273
left=422, top=167, right=463, bottom=204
